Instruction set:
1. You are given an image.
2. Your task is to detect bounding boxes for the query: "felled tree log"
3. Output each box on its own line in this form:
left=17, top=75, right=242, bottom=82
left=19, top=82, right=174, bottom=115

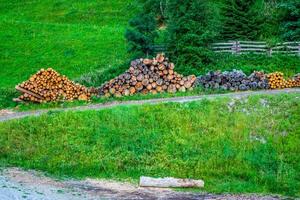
left=139, top=176, right=204, bottom=188
left=15, top=85, right=44, bottom=99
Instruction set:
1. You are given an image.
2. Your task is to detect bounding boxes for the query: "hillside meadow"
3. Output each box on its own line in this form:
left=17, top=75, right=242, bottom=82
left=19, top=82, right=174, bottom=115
left=0, top=0, right=137, bottom=88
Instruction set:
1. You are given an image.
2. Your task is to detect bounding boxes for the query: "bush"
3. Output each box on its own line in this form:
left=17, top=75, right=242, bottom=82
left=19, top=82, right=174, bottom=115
left=166, top=1, right=220, bottom=72
left=221, top=0, right=263, bottom=40
left=0, top=88, right=19, bottom=109
left=278, top=0, right=300, bottom=41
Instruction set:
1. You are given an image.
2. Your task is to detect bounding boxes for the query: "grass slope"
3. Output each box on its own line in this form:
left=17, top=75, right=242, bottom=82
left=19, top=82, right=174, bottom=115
left=0, top=0, right=137, bottom=88
left=0, top=94, right=299, bottom=196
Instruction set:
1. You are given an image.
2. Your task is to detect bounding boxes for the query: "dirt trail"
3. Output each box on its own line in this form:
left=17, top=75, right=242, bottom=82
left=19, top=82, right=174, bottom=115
left=0, top=168, right=283, bottom=200
left=0, top=88, right=299, bottom=122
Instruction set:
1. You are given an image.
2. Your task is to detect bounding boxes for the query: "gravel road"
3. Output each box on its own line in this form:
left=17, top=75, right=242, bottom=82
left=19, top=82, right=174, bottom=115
left=1, top=88, right=299, bottom=122
left=0, top=168, right=285, bottom=200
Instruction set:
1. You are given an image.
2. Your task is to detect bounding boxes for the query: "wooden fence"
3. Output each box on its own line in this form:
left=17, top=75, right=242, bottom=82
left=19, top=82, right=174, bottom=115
left=211, top=41, right=300, bottom=56
left=153, top=41, right=300, bottom=56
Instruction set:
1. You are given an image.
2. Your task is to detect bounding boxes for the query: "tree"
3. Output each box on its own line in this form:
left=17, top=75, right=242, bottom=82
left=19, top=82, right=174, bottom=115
left=259, top=0, right=281, bottom=42
left=221, top=0, right=263, bottom=40
left=166, top=0, right=220, bottom=74
left=278, top=0, right=300, bottom=41
left=125, top=13, right=158, bottom=58
left=125, top=0, right=168, bottom=58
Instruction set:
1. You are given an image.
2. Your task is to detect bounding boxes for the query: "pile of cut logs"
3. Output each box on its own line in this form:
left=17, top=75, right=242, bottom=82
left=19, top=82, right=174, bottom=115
left=15, top=68, right=93, bottom=103
left=195, top=70, right=269, bottom=91
left=267, top=72, right=300, bottom=89
left=98, top=54, right=196, bottom=97
left=294, top=74, right=300, bottom=86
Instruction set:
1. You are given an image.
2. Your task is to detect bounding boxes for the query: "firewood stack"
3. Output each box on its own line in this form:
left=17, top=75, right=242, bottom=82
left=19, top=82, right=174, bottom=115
left=293, top=74, right=300, bottom=87
left=15, top=68, right=93, bottom=103
left=195, top=70, right=269, bottom=91
left=98, top=54, right=196, bottom=97
left=267, top=72, right=300, bottom=89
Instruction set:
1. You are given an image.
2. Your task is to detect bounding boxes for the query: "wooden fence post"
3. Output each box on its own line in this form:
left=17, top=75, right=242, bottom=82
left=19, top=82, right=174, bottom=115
left=236, top=41, right=241, bottom=54
left=231, top=41, right=240, bottom=54
left=231, top=42, right=236, bottom=54
left=268, top=48, right=272, bottom=57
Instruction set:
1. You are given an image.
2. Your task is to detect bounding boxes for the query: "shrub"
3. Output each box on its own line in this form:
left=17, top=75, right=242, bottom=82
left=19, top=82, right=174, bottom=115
left=166, top=1, right=220, bottom=73
left=0, top=88, right=19, bottom=109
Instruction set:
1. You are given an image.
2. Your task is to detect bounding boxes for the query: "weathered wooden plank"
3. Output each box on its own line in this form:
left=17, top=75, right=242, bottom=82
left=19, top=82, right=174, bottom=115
left=212, top=42, right=235, bottom=46
left=212, top=46, right=232, bottom=49
left=239, top=44, right=267, bottom=48
left=239, top=48, right=266, bottom=51
left=234, top=41, right=266, bottom=44
left=272, top=46, right=299, bottom=49
left=15, top=86, right=44, bottom=99
left=237, top=52, right=266, bottom=55
left=272, top=50, right=299, bottom=53
left=214, top=50, right=234, bottom=53
left=12, top=98, right=24, bottom=102
left=278, top=42, right=300, bottom=45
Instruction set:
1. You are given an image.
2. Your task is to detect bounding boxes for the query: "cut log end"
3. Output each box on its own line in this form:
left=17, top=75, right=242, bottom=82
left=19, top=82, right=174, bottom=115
left=99, top=54, right=196, bottom=97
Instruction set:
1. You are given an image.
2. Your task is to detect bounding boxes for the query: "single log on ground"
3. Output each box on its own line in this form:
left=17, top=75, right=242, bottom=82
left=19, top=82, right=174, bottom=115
left=139, top=176, right=204, bottom=188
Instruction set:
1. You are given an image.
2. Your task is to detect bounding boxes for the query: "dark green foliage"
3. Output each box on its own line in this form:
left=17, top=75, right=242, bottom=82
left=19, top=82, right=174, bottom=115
left=124, top=0, right=168, bottom=58
left=124, top=0, right=170, bottom=58
left=124, top=0, right=300, bottom=77
left=221, top=0, right=263, bottom=40
left=125, top=13, right=158, bottom=57
left=143, top=0, right=169, bottom=27
left=259, top=0, right=281, bottom=42
left=278, top=0, right=300, bottom=41
left=0, top=88, right=19, bottom=109
left=166, top=0, right=220, bottom=74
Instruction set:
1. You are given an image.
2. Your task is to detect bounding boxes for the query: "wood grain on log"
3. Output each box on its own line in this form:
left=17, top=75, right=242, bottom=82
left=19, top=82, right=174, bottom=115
left=139, top=176, right=204, bottom=188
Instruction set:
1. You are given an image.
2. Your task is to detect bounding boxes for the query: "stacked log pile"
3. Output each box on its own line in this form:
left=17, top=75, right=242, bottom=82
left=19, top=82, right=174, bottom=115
left=15, top=68, right=93, bottom=103
left=294, top=74, right=300, bottom=86
left=195, top=70, right=269, bottom=91
left=98, top=54, right=196, bottom=97
left=267, top=72, right=300, bottom=89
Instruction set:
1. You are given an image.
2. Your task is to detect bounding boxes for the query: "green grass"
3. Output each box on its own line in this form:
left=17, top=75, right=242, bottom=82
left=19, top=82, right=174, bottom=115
left=176, top=53, right=300, bottom=77
left=0, top=93, right=299, bottom=197
left=5, top=87, right=229, bottom=111
left=0, top=0, right=137, bottom=88
left=207, top=54, right=300, bottom=78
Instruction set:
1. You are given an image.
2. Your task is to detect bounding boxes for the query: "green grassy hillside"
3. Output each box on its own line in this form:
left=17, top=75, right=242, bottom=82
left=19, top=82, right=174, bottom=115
left=0, top=0, right=137, bottom=88
left=1, top=94, right=299, bottom=196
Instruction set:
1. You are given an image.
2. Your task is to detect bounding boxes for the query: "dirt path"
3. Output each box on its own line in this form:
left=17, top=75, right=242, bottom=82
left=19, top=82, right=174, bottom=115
left=1, top=88, right=299, bottom=122
left=0, top=168, right=284, bottom=200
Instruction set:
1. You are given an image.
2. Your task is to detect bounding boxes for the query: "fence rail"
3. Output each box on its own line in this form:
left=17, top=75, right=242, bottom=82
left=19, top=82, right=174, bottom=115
left=211, top=41, right=300, bottom=56
left=152, top=41, right=300, bottom=56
